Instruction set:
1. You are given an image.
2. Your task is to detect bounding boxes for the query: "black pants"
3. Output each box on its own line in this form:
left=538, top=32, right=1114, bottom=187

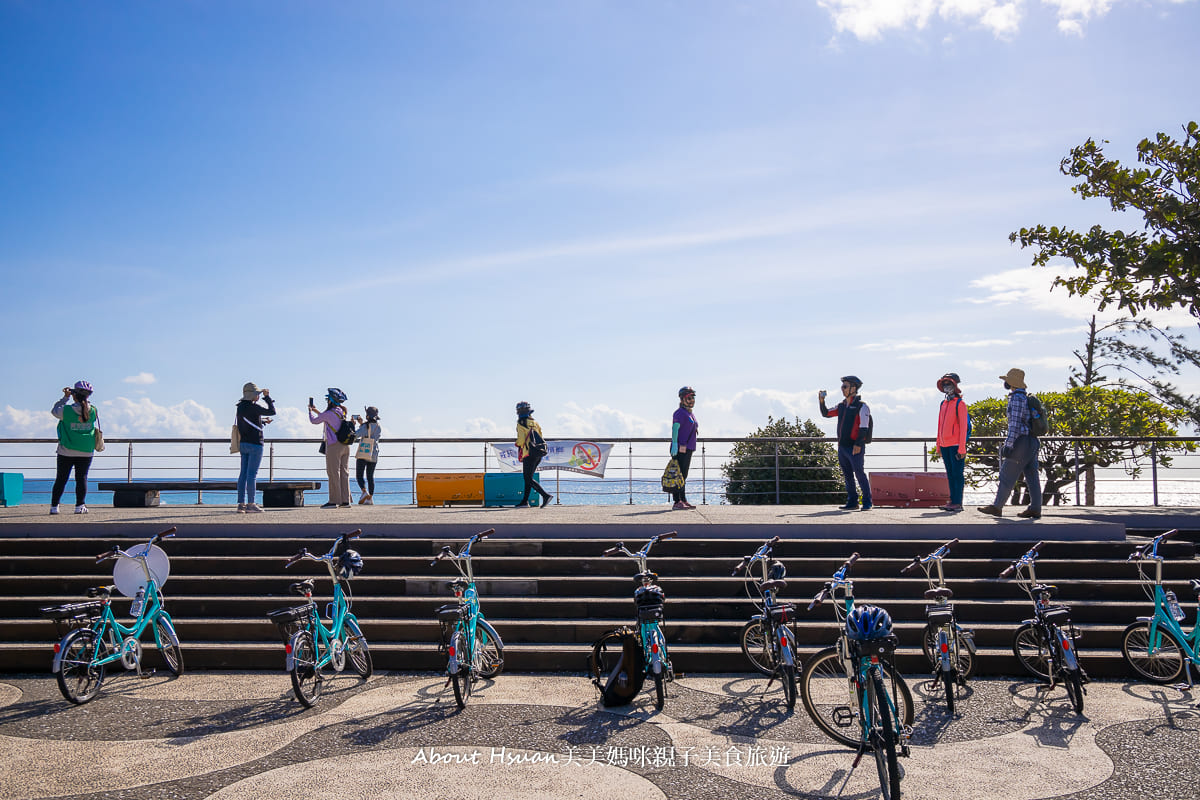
left=52, top=454, right=92, bottom=507
left=356, top=459, right=376, bottom=495
left=521, top=454, right=549, bottom=504
left=672, top=450, right=693, bottom=503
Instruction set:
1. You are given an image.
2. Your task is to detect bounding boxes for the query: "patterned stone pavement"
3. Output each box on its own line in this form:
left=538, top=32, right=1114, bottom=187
left=1, top=670, right=1197, bottom=800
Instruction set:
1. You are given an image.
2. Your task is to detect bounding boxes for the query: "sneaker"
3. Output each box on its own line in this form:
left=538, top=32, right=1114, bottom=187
left=357, top=494, right=367, bottom=505
left=338, top=503, right=351, bottom=508
left=245, top=503, right=264, bottom=513
left=940, top=504, right=963, bottom=512
left=363, top=495, right=373, bottom=505
left=320, top=502, right=337, bottom=509
left=237, top=503, right=247, bottom=513
left=859, top=503, right=873, bottom=511
left=683, top=501, right=696, bottom=509
left=977, top=505, right=1002, bottom=517
left=672, top=501, right=689, bottom=510
left=514, top=502, right=530, bottom=508
left=74, top=505, right=88, bottom=514
left=540, top=494, right=553, bottom=509
left=1017, top=507, right=1041, bottom=519
left=838, top=503, right=859, bottom=511
left=49, top=506, right=59, bottom=515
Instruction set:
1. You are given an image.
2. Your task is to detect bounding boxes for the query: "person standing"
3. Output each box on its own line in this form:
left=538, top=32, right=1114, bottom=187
left=310, top=388, right=352, bottom=508
left=235, top=382, right=275, bottom=513
left=670, top=386, right=698, bottom=510
left=978, top=368, right=1042, bottom=519
left=935, top=373, right=968, bottom=512
left=354, top=406, right=381, bottom=505
left=514, top=402, right=552, bottom=508
left=50, top=380, right=100, bottom=515
left=820, top=375, right=873, bottom=511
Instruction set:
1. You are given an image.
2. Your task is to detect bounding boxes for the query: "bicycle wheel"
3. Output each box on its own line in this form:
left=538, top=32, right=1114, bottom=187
left=450, top=631, right=471, bottom=709
left=1121, top=621, right=1184, bottom=683
left=476, top=619, right=505, bottom=679
left=1064, top=667, right=1085, bottom=714
left=781, top=663, right=798, bottom=712
left=922, top=622, right=976, bottom=680
left=289, top=631, right=323, bottom=708
left=870, top=669, right=901, bottom=800
left=653, top=669, right=666, bottom=710
left=56, top=628, right=106, bottom=705
left=800, top=647, right=860, bottom=748
left=153, top=616, right=184, bottom=676
left=740, top=619, right=774, bottom=676
left=344, top=618, right=373, bottom=679
left=1013, top=623, right=1052, bottom=680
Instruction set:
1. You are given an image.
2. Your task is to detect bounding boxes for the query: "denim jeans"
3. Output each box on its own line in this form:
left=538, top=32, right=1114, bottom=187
left=940, top=446, right=965, bottom=505
left=993, top=434, right=1041, bottom=511
left=238, top=442, right=264, bottom=504
left=837, top=445, right=871, bottom=507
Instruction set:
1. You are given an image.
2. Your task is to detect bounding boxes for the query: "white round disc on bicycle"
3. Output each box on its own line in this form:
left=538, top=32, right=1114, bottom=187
left=113, top=544, right=171, bottom=598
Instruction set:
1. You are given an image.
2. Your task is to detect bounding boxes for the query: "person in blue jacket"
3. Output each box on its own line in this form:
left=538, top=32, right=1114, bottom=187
left=819, top=375, right=873, bottom=510
left=670, top=386, right=698, bottom=510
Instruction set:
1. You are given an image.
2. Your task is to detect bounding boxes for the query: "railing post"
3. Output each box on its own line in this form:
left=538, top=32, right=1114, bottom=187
left=1151, top=441, right=1159, bottom=507
left=923, top=440, right=928, bottom=472
left=269, top=443, right=275, bottom=482
left=411, top=441, right=417, bottom=506
left=701, top=442, right=707, bottom=505
left=126, top=441, right=133, bottom=482
left=1074, top=441, right=1080, bottom=506
left=628, top=442, right=634, bottom=505
left=483, top=442, right=488, bottom=474
left=774, top=441, right=780, bottom=505
left=197, top=441, right=204, bottom=504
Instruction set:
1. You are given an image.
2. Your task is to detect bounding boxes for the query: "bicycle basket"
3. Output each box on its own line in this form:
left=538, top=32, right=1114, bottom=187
left=769, top=603, right=797, bottom=624
left=852, top=633, right=899, bottom=659
left=636, top=603, right=665, bottom=623
left=435, top=603, right=467, bottom=650
left=924, top=603, right=954, bottom=625
left=1041, top=606, right=1072, bottom=626
left=41, top=601, right=103, bottom=638
left=266, top=603, right=315, bottom=644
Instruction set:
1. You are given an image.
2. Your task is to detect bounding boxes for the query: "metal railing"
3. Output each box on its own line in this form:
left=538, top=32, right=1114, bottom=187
left=2, top=436, right=1197, bottom=506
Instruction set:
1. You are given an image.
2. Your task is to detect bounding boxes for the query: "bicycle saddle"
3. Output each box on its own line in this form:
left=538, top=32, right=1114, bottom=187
left=635, top=571, right=659, bottom=584
left=290, top=579, right=315, bottom=596
left=1190, top=579, right=1200, bottom=595
left=86, top=585, right=113, bottom=599
left=1032, top=584, right=1057, bottom=596
left=759, top=579, right=787, bottom=593
left=924, top=588, right=953, bottom=600
left=447, top=578, right=469, bottom=593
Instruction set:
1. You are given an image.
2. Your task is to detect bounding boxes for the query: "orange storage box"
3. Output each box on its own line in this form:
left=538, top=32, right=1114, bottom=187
left=416, top=473, right=485, bottom=507
left=868, top=472, right=949, bottom=508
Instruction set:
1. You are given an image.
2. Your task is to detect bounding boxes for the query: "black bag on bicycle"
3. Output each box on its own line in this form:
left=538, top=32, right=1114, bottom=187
left=588, top=627, right=645, bottom=707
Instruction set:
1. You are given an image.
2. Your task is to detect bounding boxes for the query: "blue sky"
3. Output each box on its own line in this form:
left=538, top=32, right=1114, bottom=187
left=2, top=0, right=1198, bottom=443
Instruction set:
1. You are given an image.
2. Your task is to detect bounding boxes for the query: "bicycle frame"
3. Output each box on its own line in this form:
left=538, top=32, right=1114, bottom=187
left=1129, top=530, right=1200, bottom=678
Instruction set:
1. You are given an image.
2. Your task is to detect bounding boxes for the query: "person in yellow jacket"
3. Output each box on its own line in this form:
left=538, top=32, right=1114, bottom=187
left=514, top=401, right=552, bottom=508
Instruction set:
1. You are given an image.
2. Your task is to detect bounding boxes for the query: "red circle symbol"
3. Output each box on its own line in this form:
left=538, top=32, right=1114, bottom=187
left=572, top=442, right=602, bottom=471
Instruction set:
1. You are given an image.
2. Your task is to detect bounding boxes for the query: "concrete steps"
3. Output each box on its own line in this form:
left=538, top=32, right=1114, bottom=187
left=2, top=531, right=1196, bottom=677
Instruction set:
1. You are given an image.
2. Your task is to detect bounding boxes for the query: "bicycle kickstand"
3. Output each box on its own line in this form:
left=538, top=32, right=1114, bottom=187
left=851, top=742, right=868, bottom=769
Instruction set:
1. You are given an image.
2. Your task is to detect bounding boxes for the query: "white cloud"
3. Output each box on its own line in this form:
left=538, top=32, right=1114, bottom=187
left=123, top=372, right=157, bottom=385
left=817, top=0, right=1184, bottom=40
left=0, top=406, right=56, bottom=438
left=553, top=403, right=662, bottom=438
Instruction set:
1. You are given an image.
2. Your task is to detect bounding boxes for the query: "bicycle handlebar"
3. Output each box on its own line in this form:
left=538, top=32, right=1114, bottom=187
left=95, top=549, right=118, bottom=564
left=900, top=557, right=920, bottom=574
left=731, top=557, right=749, bottom=577
left=149, top=526, right=177, bottom=546
left=656, top=530, right=678, bottom=541
left=602, top=545, right=622, bottom=557
left=841, top=553, right=860, bottom=572
left=807, top=587, right=830, bottom=611
left=285, top=548, right=310, bottom=568
left=999, top=542, right=1044, bottom=578
left=475, top=528, right=495, bottom=540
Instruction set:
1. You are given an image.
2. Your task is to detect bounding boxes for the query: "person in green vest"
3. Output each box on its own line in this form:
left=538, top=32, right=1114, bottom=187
left=50, top=380, right=100, bottom=515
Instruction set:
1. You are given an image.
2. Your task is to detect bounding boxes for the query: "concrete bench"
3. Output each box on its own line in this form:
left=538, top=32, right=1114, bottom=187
left=97, top=481, right=322, bottom=508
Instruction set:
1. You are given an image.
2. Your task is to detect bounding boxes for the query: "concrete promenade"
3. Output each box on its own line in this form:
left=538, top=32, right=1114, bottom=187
left=2, top=670, right=1198, bottom=800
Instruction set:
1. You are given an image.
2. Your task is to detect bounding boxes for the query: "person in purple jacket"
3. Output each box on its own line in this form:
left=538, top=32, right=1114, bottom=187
left=670, top=386, right=698, bottom=510
left=309, top=388, right=352, bottom=508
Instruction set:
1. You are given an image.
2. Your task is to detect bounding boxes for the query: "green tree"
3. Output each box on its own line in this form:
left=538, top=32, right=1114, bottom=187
left=1010, top=121, right=1200, bottom=324
left=723, top=417, right=843, bottom=505
left=935, top=387, right=1193, bottom=506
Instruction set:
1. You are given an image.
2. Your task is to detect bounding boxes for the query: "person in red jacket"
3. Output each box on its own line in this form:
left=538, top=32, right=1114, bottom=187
left=935, top=373, right=969, bottom=512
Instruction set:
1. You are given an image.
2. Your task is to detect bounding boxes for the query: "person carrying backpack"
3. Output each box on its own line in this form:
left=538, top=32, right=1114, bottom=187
left=310, top=388, right=353, bottom=508
left=978, top=368, right=1042, bottom=519
left=935, top=373, right=968, bottom=512
left=514, top=401, right=552, bottom=509
left=819, top=375, right=873, bottom=511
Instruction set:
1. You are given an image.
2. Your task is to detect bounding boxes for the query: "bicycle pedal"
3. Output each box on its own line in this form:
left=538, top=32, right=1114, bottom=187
left=832, top=706, right=855, bottom=727
left=139, top=668, right=157, bottom=680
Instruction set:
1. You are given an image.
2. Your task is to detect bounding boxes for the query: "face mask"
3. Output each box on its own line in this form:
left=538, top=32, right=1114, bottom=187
left=944, top=387, right=956, bottom=399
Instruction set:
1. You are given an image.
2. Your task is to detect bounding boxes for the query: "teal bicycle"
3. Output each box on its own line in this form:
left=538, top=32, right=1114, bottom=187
left=592, top=532, right=678, bottom=711
left=801, top=553, right=913, bottom=800
left=47, top=526, right=184, bottom=704
left=1121, top=529, right=1200, bottom=685
left=432, top=528, right=505, bottom=709
left=268, top=529, right=372, bottom=708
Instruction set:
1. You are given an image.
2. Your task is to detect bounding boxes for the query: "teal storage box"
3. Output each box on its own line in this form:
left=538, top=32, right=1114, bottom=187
left=484, top=472, right=542, bottom=507
left=0, top=473, right=23, bottom=507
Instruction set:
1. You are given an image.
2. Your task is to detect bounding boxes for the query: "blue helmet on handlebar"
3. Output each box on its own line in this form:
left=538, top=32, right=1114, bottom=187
left=337, top=549, right=363, bottom=579
left=846, top=604, right=893, bottom=641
